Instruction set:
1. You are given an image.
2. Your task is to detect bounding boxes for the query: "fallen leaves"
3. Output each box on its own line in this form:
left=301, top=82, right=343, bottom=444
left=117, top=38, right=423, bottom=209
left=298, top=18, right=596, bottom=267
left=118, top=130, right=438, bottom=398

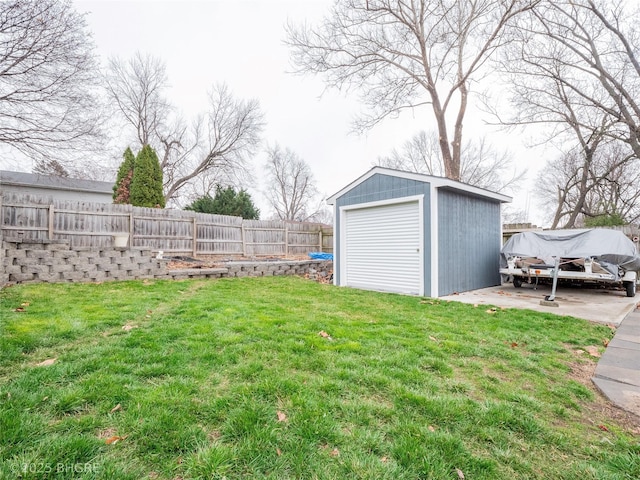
left=36, top=358, right=57, bottom=367
left=276, top=411, right=287, bottom=422
left=585, top=345, right=601, bottom=358
left=318, top=330, right=333, bottom=341
left=485, top=307, right=498, bottom=314
left=105, top=435, right=128, bottom=445
left=110, top=403, right=122, bottom=414
left=429, top=335, right=438, bottom=342
left=122, top=324, right=138, bottom=332
left=455, top=467, right=465, bottom=479
left=603, top=338, right=610, bottom=347
left=99, top=427, right=128, bottom=445
left=13, top=302, right=30, bottom=312
left=304, top=270, right=333, bottom=284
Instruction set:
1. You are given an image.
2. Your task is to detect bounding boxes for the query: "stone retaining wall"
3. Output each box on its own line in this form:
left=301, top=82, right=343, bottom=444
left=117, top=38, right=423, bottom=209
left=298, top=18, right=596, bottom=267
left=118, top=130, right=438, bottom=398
left=1, top=238, right=332, bottom=285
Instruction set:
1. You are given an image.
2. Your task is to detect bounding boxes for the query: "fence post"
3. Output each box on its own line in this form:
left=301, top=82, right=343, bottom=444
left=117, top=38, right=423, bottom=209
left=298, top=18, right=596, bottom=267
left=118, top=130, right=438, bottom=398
left=285, top=223, right=289, bottom=255
left=48, top=205, right=55, bottom=239
left=318, top=229, right=323, bottom=252
left=192, top=217, right=197, bottom=257
left=241, top=222, right=246, bottom=256
left=129, top=213, right=134, bottom=247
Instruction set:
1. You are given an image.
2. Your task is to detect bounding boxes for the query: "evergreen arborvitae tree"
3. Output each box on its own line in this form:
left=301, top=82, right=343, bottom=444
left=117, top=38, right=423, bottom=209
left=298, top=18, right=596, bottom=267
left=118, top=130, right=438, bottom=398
left=185, top=185, right=259, bottom=219
left=129, top=144, right=165, bottom=208
left=113, top=147, right=136, bottom=204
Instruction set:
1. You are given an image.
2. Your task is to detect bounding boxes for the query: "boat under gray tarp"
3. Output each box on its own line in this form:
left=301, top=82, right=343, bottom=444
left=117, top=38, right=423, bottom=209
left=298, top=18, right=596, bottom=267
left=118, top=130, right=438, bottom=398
left=500, top=228, right=640, bottom=297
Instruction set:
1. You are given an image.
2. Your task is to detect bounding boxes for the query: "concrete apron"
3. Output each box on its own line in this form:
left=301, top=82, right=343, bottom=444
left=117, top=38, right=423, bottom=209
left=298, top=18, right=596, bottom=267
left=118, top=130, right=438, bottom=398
left=441, top=283, right=640, bottom=418
left=440, top=283, right=637, bottom=326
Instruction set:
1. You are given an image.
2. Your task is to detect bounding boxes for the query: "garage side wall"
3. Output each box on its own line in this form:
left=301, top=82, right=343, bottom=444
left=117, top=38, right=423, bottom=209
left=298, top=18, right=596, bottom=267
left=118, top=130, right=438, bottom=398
left=334, top=173, right=431, bottom=293
left=437, top=189, right=501, bottom=296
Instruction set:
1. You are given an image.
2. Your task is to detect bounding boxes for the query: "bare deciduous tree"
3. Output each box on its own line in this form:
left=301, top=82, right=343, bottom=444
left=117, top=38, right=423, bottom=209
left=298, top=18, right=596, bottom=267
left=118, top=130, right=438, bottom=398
left=104, top=52, right=170, bottom=147
left=264, top=144, right=320, bottom=222
left=587, top=151, right=640, bottom=225
left=0, top=0, right=101, bottom=167
left=104, top=53, right=264, bottom=204
left=538, top=142, right=640, bottom=227
left=377, top=130, right=522, bottom=193
left=286, top=0, right=537, bottom=181
left=162, top=85, right=264, bottom=202
left=32, top=159, right=70, bottom=178
left=496, top=0, right=640, bottom=225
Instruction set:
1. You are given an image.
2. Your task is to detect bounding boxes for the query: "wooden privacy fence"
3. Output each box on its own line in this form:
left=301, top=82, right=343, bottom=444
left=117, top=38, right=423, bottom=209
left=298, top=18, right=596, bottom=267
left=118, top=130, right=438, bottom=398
left=0, top=193, right=333, bottom=256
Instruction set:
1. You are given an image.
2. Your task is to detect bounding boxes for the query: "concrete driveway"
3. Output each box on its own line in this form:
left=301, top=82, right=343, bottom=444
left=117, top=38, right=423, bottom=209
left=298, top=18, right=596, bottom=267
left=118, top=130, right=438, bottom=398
left=441, top=282, right=639, bottom=326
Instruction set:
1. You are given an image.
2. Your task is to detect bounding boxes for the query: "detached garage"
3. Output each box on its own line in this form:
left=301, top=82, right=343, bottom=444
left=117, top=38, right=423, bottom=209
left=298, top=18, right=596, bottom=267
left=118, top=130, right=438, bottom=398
left=327, top=167, right=511, bottom=297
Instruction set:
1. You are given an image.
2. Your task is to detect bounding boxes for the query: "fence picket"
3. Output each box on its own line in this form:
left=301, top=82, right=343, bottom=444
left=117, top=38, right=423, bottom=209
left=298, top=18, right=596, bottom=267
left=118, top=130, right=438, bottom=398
left=0, top=193, right=333, bottom=256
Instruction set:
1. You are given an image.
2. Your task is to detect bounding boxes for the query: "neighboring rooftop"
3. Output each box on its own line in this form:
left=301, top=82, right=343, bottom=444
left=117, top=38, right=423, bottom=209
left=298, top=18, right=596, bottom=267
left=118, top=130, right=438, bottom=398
left=0, top=170, right=114, bottom=194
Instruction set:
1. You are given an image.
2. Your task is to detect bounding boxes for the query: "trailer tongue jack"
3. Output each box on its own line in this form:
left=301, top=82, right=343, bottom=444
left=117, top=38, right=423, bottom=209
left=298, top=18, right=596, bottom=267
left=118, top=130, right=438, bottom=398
left=540, top=257, right=560, bottom=307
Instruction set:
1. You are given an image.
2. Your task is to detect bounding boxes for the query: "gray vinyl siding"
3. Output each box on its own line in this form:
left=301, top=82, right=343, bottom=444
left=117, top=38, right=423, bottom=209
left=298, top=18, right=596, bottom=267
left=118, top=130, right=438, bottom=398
left=0, top=171, right=114, bottom=203
left=335, top=173, right=431, bottom=294
left=437, top=189, right=502, bottom=296
left=0, top=184, right=113, bottom=203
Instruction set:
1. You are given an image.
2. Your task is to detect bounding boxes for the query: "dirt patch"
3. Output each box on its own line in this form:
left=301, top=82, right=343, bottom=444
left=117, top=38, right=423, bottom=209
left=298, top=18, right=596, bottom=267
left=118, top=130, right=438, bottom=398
left=167, top=259, right=222, bottom=270
left=567, top=352, right=640, bottom=434
left=568, top=357, right=598, bottom=385
left=165, top=254, right=312, bottom=270
left=164, top=254, right=333, bottom=283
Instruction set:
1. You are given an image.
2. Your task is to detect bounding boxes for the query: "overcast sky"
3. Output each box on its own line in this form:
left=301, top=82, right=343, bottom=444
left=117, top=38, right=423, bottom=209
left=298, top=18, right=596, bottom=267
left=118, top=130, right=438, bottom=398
left=76, top=0, right=546, bottom=223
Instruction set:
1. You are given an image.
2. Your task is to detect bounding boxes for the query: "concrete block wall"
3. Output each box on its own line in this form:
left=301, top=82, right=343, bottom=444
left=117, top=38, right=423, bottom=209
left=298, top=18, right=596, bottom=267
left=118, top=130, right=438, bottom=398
left=1, top=238, right=167, bottom=284
left=216, top=261, right=331, bottom=279
left=1, top=238, right=332, bottom=285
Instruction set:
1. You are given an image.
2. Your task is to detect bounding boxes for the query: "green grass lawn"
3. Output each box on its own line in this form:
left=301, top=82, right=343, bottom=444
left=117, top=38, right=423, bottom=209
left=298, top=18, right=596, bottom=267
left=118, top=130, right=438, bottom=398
left=1, top=276, right=638, bottom=479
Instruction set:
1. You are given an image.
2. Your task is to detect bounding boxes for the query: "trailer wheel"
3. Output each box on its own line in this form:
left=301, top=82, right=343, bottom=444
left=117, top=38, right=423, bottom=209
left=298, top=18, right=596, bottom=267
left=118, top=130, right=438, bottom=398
left=624, top=281, right=636, bottom=298
left=513, top=277, right=523, bottom=288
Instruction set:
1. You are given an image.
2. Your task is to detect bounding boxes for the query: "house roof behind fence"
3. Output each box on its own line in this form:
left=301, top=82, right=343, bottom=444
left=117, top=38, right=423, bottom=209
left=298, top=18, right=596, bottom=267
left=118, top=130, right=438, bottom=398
left=0, top=170, right=114, bottom=194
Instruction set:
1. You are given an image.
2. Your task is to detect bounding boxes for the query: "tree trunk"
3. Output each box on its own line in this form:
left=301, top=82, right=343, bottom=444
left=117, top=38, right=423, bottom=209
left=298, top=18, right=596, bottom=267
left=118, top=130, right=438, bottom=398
left=431, top=98, right=455, bottom=180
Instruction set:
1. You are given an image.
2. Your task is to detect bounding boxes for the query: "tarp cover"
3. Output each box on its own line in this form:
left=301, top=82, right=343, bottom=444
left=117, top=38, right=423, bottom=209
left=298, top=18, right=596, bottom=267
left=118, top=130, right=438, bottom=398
left=308, top=252, right=333, bottom=261
left=501, top=229, right=640, bottom=274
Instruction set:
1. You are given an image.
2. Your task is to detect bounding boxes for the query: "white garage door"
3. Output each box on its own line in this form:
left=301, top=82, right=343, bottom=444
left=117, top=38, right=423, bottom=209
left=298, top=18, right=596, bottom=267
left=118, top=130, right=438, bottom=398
left=343, top=200, right=422, bottom=295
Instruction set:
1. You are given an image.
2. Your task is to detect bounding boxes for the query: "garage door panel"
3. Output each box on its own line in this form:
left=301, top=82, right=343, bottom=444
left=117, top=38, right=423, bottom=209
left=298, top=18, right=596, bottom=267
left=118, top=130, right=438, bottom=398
left=343, top=200, right=422, bottom=295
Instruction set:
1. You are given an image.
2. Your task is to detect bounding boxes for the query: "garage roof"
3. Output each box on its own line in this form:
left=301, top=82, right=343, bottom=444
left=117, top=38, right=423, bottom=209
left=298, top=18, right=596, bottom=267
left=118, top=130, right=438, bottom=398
left=326, top=167, right=512, bottom=205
